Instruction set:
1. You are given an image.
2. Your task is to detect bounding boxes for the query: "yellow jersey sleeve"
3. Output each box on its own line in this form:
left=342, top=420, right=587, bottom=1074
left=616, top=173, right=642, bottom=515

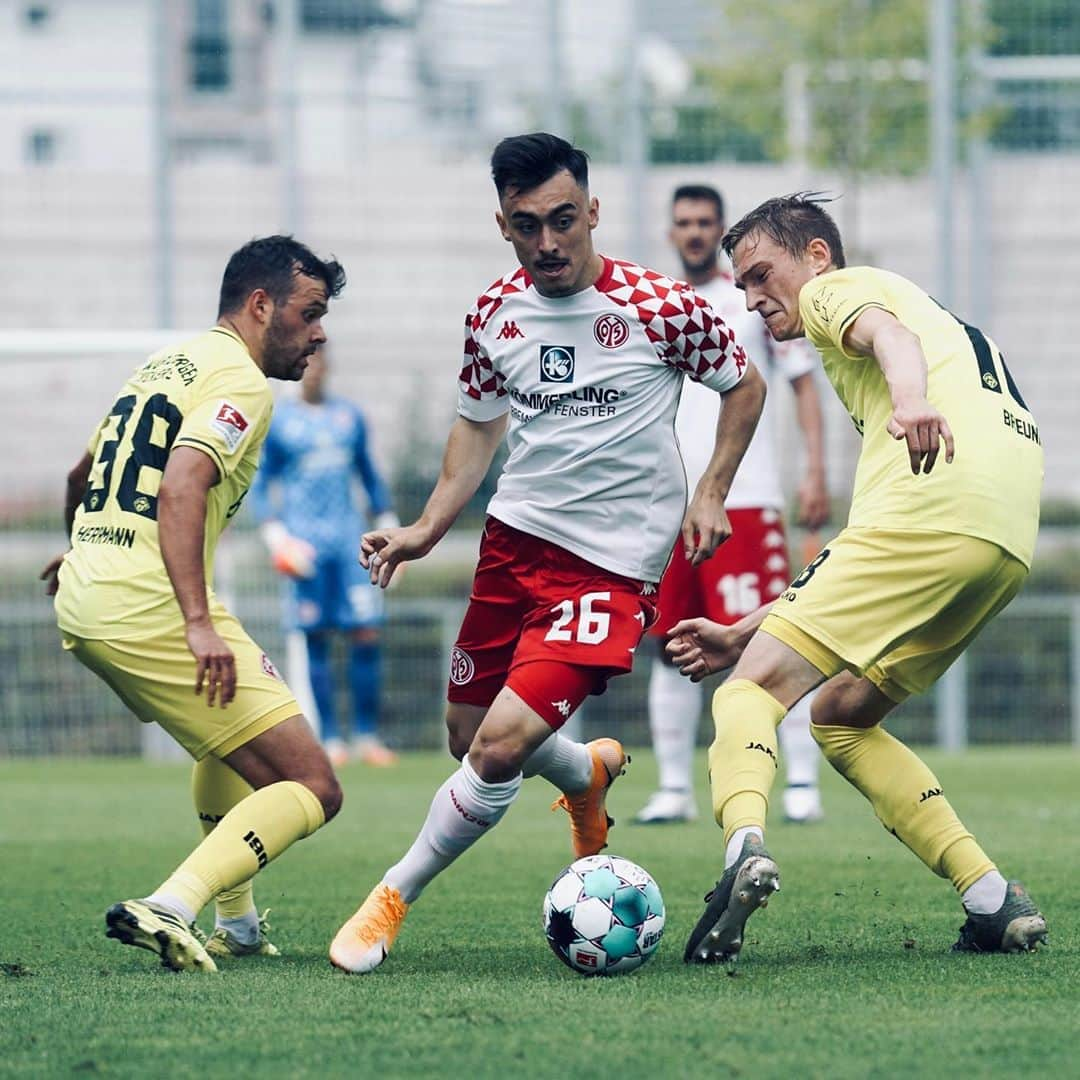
left=799, top=268, right=892, bottom=360
left=795, top=266, right=1042, bottom=569
left=173, top=363, right=272, bottom=480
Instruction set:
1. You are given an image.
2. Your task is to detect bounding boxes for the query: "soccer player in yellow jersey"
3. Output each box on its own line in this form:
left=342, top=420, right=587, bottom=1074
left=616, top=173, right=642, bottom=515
left=40, top=236, right=347, bottom=972
left=665, top=194, right=1048, bottom=965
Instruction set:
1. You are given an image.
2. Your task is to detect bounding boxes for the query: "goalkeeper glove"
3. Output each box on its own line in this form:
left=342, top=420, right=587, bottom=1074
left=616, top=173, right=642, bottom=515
left=261, top=521, right=317, bottom=580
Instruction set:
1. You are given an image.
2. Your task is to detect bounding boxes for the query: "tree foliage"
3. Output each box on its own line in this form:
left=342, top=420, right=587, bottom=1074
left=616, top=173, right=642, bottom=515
left=701, top=0, right=938, bottom=176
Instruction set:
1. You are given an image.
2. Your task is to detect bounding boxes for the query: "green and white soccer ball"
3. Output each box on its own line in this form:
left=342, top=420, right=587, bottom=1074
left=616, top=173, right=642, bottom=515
left=542, top=854, right=665, bottom=975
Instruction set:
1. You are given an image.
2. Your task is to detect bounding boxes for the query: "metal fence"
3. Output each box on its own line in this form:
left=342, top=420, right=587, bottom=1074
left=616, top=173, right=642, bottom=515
left=3, top=519, right=1078, bottom=755
left=2, top=1, right=1079, bottom=754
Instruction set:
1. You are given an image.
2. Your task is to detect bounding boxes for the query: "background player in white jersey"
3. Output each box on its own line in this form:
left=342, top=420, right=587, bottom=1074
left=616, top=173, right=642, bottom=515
left=251, top=346, right=400, bottom=768
left=636, top=184, right=831, bottom=826
left=329, top=132, right=766, bottom=974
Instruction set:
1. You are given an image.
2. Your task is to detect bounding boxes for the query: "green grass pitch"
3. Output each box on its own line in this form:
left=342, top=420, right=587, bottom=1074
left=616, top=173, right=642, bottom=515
left=1, top=747, right=1078, bottom=1078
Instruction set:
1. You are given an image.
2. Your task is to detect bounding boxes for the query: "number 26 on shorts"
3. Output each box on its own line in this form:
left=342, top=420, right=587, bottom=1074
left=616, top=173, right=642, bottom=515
left=545, top=591, right=612, bottom=645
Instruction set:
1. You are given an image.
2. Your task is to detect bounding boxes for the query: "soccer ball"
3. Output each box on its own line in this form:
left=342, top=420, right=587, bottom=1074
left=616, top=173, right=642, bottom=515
left=542, top=854, right=665, bottom=975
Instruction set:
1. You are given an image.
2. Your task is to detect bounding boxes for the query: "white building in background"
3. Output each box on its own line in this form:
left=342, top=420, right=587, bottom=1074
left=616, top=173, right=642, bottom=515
left=0, top=0, right=157, bottom=171
left=0, top=0, right=711, bottom=172
left=0, top=0, right=426, bottom=173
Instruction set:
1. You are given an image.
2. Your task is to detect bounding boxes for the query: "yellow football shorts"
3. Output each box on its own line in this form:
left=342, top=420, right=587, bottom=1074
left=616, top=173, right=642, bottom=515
left=761, top=527, right=1028, bottom=702
left=62, top=610, right=300, bottom=760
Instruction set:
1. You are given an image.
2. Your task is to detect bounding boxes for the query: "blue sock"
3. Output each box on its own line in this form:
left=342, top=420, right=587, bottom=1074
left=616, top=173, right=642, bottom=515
left=305, top=633, right=337, bottom=742
left=347, top=640, right=381, bottom=739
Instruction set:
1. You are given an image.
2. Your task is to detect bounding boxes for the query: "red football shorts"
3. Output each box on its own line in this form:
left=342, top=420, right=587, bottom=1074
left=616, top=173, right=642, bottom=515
left=448, top=517, right=658, bottom=729
left=649, top=508, right=791, bottom=634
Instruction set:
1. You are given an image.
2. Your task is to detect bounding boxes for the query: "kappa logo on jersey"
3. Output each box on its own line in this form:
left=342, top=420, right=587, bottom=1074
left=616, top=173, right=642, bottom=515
left=593, top=313, right=630, bottom=350
left=497, top=320, right=525, bottom=340
left=449, top=646, right=475, bottom=686
left=539, top=345, right=575, bottom=383
left=210, top=400, right=251, bottom=451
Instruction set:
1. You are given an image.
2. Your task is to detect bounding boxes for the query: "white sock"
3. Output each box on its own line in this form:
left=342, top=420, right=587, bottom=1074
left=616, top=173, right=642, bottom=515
left=216, top=910, right=260, bottom=945
left=962, top=870, right=1008, bottom=914
left=560, top=703, right=585, bottom=743
left=384, top=756, right=521, bottom=904
left=724, top=826, right=763, bottom=870
left=522, top=733, right=593, bottom=794
left=779, top=688, right=821, bottom=789
left=143, top=892, right=197, bottom=926
left=648, top=659, right=702, bottom=792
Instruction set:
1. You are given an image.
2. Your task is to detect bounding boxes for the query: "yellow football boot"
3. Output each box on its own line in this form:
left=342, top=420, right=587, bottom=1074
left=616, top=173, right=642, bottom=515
left=205, top=909, right=281, bottom=958
left=105, top=899, right=218, bottom=973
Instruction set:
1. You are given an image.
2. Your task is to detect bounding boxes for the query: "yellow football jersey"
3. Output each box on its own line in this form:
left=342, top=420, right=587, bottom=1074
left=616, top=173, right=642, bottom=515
left=799, top=267, right=1043, bottom=567
left=56, top=327, right=273, bottom=639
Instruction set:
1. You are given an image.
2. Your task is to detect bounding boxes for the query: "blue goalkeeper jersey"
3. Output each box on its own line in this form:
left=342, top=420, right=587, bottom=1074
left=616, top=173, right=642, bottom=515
left=250, top=394, right=392, bottom=553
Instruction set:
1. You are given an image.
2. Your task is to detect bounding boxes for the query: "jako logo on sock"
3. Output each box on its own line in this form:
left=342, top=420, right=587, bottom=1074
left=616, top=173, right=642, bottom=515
left=918, top=787, right=943, bottom=803
left=449, top=788, right=491, bottom=828
left=745, top=741, right=778, bottom=766
left=243, top=829, right=268, bottom=867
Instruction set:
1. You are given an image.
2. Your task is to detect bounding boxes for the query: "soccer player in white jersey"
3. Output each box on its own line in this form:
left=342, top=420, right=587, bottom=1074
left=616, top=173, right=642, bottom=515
left=635, top=185, right=831, bottom=826
left=329, top=132, right=767, bottom=974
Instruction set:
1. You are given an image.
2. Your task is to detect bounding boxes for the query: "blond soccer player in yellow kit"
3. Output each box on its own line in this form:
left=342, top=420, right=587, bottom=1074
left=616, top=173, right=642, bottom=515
left=665, top=194, right=1048, bottom=965
left=41, top=236, right=347, bottom=972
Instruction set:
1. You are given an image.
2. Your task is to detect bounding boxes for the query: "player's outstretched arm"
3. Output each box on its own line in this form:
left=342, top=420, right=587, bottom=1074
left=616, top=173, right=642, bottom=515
left=665, top=602, right=772, bottom=682
left=844, top=307, right=955, bottom=475
left=361, top=414, right=507, bottom=589
left=159, top=446, right=236, bottom=708
left=41, top=451, right=93, bottom=596
left=683, top=361, right=767, bottom=565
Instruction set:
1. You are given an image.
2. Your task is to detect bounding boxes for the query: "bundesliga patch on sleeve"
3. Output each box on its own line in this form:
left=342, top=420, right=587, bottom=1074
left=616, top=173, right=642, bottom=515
left=209, top=401, right=251, bottom=451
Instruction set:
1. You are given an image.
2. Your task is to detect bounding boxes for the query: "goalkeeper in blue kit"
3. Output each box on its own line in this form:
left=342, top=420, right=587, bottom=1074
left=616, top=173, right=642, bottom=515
left=251, top=346, right=400, bottom=766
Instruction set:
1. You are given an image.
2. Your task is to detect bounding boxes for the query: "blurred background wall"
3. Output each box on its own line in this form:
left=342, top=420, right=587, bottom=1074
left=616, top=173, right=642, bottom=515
left=2, top=0, right=1079, bottom=754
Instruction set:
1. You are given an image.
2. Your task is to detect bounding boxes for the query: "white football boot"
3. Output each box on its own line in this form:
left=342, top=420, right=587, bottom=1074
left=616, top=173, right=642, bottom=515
left=633, top=789, right=698, bottom=825
left=781, top=785, right=824, bottom=823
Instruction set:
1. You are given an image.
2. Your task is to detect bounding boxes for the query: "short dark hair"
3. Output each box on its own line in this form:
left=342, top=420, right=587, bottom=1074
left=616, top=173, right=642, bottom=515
left=217, top=235, right=346, bottom=317
left=722, top=193, right=845, bottom=269
left=490, top=132, right=589, bottom=199
left=672, top=183, right=724, bottom=221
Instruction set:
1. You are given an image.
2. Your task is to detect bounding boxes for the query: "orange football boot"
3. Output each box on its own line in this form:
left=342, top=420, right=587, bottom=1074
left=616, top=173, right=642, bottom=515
left=329, top=883, right=409, bottom=974
left=551, top=738, right=629, bottom=857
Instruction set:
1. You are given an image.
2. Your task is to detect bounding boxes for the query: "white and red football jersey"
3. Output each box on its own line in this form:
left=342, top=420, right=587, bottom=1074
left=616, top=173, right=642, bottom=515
left=675, top=270, right=818, bottom=511
left=458, top=257, right=748, bottom=583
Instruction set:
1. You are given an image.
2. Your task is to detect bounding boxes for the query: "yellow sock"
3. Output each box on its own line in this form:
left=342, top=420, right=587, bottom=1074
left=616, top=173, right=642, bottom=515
left=811, top=723, right=995, bottom=892
left=192, top=756, right=257, bottom=920
left=708, top=679, right=787, bottom=845
left=155, top=781, right=325, bottom=917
